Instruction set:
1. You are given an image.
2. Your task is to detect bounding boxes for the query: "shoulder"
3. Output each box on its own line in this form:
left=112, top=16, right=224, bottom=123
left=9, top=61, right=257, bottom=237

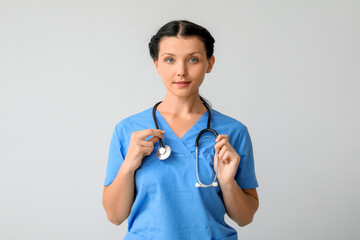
left=211, top=109, right=252, bottom=151
left=111, top=106, right=154, bottom=148
left=113, top=106, right=154, bottom=134
left=211, top=108, right=248, bottom=134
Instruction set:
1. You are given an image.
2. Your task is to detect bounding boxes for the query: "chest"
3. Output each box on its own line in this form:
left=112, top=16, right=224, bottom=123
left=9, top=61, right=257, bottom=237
left=161, top=113, right=204, bottom=139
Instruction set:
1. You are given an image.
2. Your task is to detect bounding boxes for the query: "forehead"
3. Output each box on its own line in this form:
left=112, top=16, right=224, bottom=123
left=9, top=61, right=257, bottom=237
left=158, top=36, right=206, bottom=54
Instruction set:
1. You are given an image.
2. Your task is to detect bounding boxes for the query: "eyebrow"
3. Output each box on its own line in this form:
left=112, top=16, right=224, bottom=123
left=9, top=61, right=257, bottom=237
left=161, top=52, right=202, bottom=57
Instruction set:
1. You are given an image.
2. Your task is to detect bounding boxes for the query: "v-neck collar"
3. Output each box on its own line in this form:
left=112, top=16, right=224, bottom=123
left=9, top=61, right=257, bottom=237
left=155, top=109, right=209, bottom=152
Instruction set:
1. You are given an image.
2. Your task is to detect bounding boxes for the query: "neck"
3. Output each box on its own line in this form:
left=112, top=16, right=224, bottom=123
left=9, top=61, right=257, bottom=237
left=157, top=92, right=207, bottom=117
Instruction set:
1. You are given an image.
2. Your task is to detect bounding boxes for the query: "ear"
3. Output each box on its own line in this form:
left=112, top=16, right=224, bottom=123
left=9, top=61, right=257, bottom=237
left=153, top=58, right=160, bottom=74
left=206, top=55, right=215, bottom=73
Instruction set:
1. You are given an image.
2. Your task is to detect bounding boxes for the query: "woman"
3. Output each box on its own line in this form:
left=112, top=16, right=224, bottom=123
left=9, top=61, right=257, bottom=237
left=102, top=20, right=259, bottom=240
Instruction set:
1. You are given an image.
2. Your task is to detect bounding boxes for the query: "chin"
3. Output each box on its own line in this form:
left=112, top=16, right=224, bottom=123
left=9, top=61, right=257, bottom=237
left=168, top=89, right=198, bottom=98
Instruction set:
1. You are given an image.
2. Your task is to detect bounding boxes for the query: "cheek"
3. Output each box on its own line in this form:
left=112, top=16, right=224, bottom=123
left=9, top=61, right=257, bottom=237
left=190, top=65, right=207, bottom=78
left=163, top=72, right=175, bottom=83
left=159, top=66, right=175, bottom=80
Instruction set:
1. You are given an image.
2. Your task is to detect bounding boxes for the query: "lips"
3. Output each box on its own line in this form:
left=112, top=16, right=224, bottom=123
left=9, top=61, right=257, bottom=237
left=175, top=81, right=190, bottom=84
left=174, top=81, right=191, bottom=88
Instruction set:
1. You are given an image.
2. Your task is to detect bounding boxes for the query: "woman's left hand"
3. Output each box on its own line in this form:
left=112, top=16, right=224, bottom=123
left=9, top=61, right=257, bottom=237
left=213, top=134, right=240, bottom=185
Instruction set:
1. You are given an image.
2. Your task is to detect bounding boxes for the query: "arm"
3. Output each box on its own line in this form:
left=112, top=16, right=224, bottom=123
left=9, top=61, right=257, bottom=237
left=220, top=180, right=259, bottom=227
left=214, top=130, right=259, bottom=227
left=102, top=160, right=136, bottom=225
left=102, top=128, right=164, bottom=225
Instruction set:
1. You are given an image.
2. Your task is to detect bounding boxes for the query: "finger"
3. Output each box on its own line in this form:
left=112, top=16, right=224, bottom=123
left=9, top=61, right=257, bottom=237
left=142, top=146, right=155, bottom=156
left=146, top=135, right=162, bottom=143
left=213, top=152, right=219, bottom=173
left=140, top=139, right=157, bottom=147
left=215, top=134, right=228, bottom=143
left=214, top=138, right=227, bottom=153
left=222, top=151, right=231, bottom=164
left=136, top=129, right=165, bottom=140
left=218, top=145, right=227, bottom=160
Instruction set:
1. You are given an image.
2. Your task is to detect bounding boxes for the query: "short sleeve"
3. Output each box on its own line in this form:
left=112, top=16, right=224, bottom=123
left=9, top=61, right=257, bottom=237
left=228, top=123, right=259, bottom=189
left=104, top=123, right=126, bottom=186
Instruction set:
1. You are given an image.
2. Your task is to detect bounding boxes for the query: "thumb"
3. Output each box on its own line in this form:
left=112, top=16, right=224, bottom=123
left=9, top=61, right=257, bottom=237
left=213, top=153, right=218, bottom=173
left=147, top=136, right=160, bottom=143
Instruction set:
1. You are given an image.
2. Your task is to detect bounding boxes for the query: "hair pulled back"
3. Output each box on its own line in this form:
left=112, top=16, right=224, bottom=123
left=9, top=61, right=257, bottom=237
left=148, top=20, right=215, bottom=108
left=149, top=20, right=215, bottom=60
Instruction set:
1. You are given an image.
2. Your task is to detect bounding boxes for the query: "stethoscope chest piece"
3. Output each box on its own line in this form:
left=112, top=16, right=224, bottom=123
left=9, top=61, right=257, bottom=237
left=156, top=145, right=171, bottom=160
left=152, top=100, right=218, bottom=187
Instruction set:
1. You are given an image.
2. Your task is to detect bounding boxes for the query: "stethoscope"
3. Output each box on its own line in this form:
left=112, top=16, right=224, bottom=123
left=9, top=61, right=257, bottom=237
left=152, top=101, right=219, bottom=188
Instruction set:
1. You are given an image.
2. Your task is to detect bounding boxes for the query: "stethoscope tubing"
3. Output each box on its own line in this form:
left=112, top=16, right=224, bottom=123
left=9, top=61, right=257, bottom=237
left=152, top=100, right=219, bottom=187
left=152, top=101, right=165, bottom=149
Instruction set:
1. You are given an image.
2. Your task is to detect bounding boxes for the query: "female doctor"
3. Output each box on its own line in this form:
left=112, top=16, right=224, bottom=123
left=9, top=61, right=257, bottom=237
left=102, top=20, right=259, bottom=240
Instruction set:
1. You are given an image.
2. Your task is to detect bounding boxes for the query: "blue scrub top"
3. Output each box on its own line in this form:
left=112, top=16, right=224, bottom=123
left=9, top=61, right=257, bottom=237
left=104, top=106, right=258, bottom=240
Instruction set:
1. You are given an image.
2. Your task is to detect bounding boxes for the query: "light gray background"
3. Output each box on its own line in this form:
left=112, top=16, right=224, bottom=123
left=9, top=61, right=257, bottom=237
left=1, top=0, right=359, bottom=239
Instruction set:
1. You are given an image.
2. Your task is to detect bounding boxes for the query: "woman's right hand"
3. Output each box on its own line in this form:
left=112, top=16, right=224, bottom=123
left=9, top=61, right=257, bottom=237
left=124, top=129, right=165, bottom=172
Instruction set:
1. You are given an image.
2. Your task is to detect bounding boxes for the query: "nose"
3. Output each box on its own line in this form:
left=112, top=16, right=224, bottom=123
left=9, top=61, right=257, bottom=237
left=176, top=61, right=187, bottom=77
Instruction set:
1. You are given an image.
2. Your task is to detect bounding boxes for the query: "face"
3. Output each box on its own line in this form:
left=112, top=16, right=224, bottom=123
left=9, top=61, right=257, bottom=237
left=154, top=36, right=215, bottom=98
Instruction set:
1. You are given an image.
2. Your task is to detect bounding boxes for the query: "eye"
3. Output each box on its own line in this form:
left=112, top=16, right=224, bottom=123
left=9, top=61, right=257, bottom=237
left=189, top=57, right=199, bottom=63
left=165, top=58, right=174, bottom=63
